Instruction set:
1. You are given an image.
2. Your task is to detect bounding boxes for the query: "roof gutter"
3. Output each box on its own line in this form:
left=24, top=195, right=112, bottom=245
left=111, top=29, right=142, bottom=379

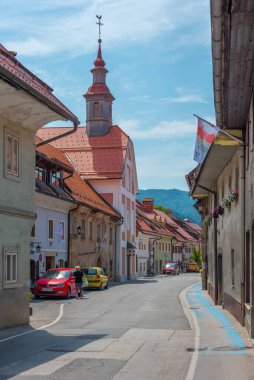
left=36, top=120, right=79, bottom=148
left=210, top=0, right=223, bottom=128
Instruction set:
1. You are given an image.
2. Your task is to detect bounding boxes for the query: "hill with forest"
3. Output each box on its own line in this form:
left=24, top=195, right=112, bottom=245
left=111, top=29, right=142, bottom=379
left=137, top=189, right=201, bottom=225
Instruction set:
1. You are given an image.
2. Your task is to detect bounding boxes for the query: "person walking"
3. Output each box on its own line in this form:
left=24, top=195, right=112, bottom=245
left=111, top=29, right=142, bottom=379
left=73, top=265, right=84, bottom=299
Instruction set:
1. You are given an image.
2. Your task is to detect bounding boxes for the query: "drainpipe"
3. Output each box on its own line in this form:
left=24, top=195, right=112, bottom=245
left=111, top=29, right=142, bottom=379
left=240, top=145, right=245, bottom=325
left=67, top=204, right=80, bottom=267
left=36, top=120, right=79, bottom=148
left=198, top=184, right=218, bottom=304
left=114, top=219, right=124, bottom=282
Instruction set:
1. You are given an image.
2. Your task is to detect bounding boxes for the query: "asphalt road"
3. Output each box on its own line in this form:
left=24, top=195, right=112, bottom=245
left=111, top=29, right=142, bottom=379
left=0, top=274, right=200, bottom=380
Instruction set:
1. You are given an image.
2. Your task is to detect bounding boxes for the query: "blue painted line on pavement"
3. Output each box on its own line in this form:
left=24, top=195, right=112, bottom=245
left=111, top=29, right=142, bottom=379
left=186, top=283, right=247, bottom=355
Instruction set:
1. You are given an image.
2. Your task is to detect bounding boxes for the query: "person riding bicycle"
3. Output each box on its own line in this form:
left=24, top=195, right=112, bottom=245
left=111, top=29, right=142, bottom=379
left=73, top=265, right=84, bottom=299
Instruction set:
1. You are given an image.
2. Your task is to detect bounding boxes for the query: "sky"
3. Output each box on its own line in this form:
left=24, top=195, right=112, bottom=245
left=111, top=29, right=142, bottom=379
left=0, top=0, right=214, bottom=190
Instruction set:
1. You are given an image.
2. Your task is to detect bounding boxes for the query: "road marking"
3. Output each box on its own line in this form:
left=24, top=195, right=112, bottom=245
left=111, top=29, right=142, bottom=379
left=180, top=282, right=200, bottom=380
left=0, top=303, right=65, bottom=343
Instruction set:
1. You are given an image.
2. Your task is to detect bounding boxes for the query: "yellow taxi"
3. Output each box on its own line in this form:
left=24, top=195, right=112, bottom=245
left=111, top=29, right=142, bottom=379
left=186, top=260, right=199, bottom=273
left=81, top=267, right=109, bottom=290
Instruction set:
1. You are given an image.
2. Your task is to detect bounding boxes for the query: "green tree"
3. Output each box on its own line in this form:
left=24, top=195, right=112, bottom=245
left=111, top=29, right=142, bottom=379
left=191, top=247, right=201, bottom=266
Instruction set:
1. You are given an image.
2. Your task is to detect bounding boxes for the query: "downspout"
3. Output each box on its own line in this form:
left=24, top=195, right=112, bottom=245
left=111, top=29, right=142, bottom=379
left=240, top=145, right=245, bottom=325
left=36, top=120, right=79, bottom=148
left=67, top=204, right=80, bottom=267
left=114, top=218, right=124, bottom=282
left=198, top=184, right=218, bottom=304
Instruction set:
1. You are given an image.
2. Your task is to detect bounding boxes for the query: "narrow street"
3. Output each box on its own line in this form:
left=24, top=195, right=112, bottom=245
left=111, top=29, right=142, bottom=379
left=0, top=274, right=253, bottom=380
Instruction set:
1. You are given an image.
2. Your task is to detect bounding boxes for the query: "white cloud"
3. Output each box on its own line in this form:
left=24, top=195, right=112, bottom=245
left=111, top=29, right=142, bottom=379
left=161, top=86, right=208, bottom=104
left=1, top=0, right=210, bottom=57
left=117, top=118, right=197, bottom=139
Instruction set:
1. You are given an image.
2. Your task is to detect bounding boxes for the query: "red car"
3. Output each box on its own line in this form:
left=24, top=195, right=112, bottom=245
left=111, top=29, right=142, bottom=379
left=163, top=263, right=180, bottom=276
left=34, top=268, right=76, bottom=299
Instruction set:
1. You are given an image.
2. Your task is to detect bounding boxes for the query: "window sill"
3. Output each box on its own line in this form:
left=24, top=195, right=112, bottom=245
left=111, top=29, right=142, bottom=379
left=4, top=282, right=19, bottom=289
left=4, top=172, right=20, bottom=183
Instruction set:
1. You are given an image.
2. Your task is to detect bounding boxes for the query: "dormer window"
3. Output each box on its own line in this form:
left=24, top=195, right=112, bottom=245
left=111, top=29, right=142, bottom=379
left=35, top=166, right=44, bottom=181
left=93, top=102, right=100, bottom=116
left=52, top=171, right=62, bottom=188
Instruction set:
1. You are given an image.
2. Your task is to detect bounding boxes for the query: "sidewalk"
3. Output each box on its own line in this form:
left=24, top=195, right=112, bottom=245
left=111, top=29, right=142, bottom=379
left=181, top=282, right=254, bottom=380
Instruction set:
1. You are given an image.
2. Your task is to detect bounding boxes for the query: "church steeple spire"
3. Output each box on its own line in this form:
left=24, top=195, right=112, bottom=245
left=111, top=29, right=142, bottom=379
left=84, top=16, right=115, bottom=137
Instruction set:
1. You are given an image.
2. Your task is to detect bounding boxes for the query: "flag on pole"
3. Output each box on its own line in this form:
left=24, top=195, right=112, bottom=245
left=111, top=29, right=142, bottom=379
left=193, top=117, right=220, bottom=163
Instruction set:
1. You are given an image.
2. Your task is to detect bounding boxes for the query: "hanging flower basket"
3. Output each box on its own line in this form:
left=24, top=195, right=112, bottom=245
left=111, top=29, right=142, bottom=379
left=217, top=205, right=224, bottom=215
left=231, top=189, right=239, bottom=203
left=203, top=214, right=212, bottom=226
left=213, top=210, right=219, bottom=219
left=223, top=196, right=231, bottom=208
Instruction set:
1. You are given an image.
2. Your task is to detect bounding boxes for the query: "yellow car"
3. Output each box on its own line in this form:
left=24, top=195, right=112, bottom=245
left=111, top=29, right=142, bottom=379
left=81, top=267, right=109, bottom=290
left=186, top=260, right=199, bottom=273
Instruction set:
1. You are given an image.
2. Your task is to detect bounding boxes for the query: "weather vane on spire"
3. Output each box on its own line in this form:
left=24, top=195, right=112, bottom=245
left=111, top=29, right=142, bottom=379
left=96, top=15, right=103, bottom=42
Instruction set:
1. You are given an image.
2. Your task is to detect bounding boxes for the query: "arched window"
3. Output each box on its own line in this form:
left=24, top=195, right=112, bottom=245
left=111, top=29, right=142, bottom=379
left=93, top=102, right=100, bottom=116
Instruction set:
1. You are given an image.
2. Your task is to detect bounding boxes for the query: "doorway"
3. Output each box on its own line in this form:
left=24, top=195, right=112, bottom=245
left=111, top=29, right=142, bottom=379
left=127, top=253, right=131, bottom=280
left=45, top=256, right=55, bottom=271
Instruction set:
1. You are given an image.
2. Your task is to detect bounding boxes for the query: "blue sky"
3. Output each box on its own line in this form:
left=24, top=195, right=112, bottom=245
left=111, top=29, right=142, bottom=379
left=0, top=0, right=214, bottom=190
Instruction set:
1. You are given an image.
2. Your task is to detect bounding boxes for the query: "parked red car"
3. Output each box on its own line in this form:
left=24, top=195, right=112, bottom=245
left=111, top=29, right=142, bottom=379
left=34, top=268, right=76, bottom=299
left=163, top=263, right=180, bottom=276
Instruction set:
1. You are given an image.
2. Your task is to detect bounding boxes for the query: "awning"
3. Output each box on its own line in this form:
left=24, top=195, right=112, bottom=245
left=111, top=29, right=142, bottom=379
left=127, top=241, right=137, bottom=250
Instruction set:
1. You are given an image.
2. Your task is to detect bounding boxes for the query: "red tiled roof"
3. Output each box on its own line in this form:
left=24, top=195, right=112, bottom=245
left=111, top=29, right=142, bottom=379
left=36, top=137, right=121, bottom=219
left=0, top=44, right=78, bottom=123
left=37, top=125, right=129, bottom=179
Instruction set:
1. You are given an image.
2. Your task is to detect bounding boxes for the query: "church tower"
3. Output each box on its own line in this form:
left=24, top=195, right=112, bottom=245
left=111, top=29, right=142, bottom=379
left=84, top=16, right=115, bottom=136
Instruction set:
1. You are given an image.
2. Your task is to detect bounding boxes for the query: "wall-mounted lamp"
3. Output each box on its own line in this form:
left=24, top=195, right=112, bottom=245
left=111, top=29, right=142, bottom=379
left=77, top=226, right=82, bottom=236
left=30, top=241, right=41, bottom=254
left=36, top=243, right=41, bottom=253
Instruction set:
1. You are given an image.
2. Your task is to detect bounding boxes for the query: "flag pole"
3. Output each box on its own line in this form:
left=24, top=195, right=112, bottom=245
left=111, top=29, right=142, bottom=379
left=193, top=114, right=245, bottom=145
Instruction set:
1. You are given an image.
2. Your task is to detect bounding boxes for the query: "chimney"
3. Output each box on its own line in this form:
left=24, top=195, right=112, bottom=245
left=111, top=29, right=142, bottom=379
left=167, top=209, right=172, bottom=215
left=142, top=198, right=154, bottom=213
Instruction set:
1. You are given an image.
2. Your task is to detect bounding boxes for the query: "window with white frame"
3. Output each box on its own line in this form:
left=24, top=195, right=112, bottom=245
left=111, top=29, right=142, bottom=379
left=4, top=129, right=19, bottom=179
left=4, top=247, right=18, bottom=287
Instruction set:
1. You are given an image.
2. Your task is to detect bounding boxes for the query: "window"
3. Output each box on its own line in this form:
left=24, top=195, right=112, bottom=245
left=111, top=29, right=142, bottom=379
left=231, top=249, right=235, bottom=287
left=140, top=262, right=142, bottom=271
left=235, top=167, right=239, bottom=190
left=93, top=102, right=100, bottom=116
left=57, top=221, right=64, bottom=241
left=35, top=167, right=44, bottom=181
left=4, top=248, right=18, bottom=287
left=109, top=227, right=113, bottom=245
left=4, top=129, right=19, bottom=179
left=31, top=225, right=35, bottom=238
left=48, top=219, right=53, bottom=240
left=81, top=219, right=86, bottom=239
left=52, top=172, right=62, bottom=187
left=89, top=221, right=93, bottom=240
left=229, top=175, right=232, bottom=191
left=97, top=224, right=101, bottom=240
